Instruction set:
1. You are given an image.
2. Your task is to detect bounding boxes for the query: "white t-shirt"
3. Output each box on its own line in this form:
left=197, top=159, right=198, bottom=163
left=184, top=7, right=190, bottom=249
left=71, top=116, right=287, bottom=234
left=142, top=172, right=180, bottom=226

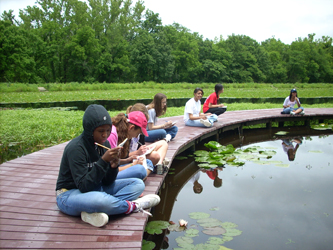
left=283, top=96, right=300, bottom=109
left=147, top=108, right=157, bottom=131
left=184, top=98, right=201, bottom=122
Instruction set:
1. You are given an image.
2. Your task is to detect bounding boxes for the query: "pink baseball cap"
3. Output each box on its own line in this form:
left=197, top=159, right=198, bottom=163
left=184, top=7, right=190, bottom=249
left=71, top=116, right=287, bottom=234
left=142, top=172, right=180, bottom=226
left=128, top=111, right=149, bottom=137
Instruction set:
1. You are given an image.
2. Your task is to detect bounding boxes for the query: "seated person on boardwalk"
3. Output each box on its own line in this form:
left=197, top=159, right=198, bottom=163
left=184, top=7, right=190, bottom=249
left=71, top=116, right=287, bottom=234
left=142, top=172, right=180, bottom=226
left=107, top=111, right=155, bottom=179
left=203, top=83, right=227, bottom=116
left=281, top=88, right=305, bottom=115
left=184, top=87, right=218, bottom=128
left=127, top=103, right=169, bottom=173
left=55, top=104, right=160, bottom=228
left=146, top=93, right=178, bottom=142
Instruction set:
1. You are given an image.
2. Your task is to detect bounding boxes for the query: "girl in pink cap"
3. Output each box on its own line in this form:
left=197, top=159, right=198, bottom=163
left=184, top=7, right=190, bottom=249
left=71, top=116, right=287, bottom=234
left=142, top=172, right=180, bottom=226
left=107, top=111, right=154, bottom=179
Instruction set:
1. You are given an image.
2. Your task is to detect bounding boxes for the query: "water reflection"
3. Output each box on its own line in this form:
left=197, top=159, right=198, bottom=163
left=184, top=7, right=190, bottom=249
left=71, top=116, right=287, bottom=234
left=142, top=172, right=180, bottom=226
left=281, top=137, right=303, bottom=161
left=146, top=128, right=333, bottom=250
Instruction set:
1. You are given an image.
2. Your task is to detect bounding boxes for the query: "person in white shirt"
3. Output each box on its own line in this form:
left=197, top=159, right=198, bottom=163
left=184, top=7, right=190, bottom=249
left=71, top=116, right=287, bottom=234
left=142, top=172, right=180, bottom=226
left=184, top=87, right=217, bottom=127
left=281, top=88, right=305, bottom=115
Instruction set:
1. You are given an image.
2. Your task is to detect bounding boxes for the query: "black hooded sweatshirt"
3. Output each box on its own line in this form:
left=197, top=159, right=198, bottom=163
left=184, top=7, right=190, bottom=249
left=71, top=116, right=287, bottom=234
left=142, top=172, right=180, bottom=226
left=56, top=104, right=118, bottom=193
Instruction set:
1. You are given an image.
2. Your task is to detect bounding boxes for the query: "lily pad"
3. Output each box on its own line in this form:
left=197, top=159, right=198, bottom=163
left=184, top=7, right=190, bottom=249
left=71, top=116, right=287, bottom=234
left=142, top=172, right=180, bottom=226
left=145, top=220, right=170, bottom=235
left=189, top=212, right=210, bottom=219
left=223, top=228, right=242, bottom=237
left=225, top=155, right=236, bottom=162
left=209, top=159, right=227, bottom=166
left=218, top=144, right=235, bottom=154
left=221, top=222, right=238, bottom=229
left=202, top=226, right=227, bottom=236
left=175, top=236, right=194, bottom=248
left=204, top=141, right=223, bottom=150
left=142, top=240, right=155, bottom=250
left=219, top=245, right=234, bottom=250
left=194, top=150, right=210, bottom=157
left=195, top=156, right=209, bottom=162
left=209, top=152, right=222, bottom=159
left=228, top=161, right=245, bottom=166
left=197, top=218, right=224, bottom=228
left=168, top=224, right=186, bottom=232
left=185, top=228, right=200, bottom=237
left=308, top=150, right=323, bottom=153
left=259, top=150, right=277, bottom=156
left=207, top=237, right=225, bottom=245
left=274, top=163, right=290, bottom=168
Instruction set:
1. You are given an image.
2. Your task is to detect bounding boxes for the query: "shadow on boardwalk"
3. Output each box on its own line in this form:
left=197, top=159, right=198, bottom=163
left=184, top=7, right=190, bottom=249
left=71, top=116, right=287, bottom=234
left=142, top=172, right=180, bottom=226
left=0, top=108, right=332, bottom=249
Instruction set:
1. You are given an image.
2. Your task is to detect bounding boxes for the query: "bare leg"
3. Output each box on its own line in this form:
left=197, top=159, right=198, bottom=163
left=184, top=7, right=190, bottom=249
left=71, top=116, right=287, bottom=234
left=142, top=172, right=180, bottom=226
left=153, top=140, right=168, bottom=165
left=294, top=108, right=302, bottom=114
left=146, top=140, right=168, bottom=165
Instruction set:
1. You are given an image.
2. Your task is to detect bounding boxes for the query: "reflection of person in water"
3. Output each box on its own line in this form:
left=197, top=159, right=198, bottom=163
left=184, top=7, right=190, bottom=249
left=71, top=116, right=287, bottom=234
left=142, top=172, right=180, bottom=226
left=282, top=137, right=303, bottom=161
left=189, top=171, right=203, bottom=194
left=201, top=167, right=223, bottom=188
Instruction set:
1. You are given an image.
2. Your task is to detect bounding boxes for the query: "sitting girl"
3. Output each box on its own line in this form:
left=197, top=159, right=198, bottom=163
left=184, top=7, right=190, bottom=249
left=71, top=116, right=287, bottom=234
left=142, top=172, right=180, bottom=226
left=184, top=87, right=218, bottom=127
left=126, top=103, right=169, bottom=172
left=146, top=93, right=178, bottom=142
left=107, top=111, right=153, bottom=180
left=203, top=83, right=227, bottom=116
left=281, top=88, right=305, bottom=115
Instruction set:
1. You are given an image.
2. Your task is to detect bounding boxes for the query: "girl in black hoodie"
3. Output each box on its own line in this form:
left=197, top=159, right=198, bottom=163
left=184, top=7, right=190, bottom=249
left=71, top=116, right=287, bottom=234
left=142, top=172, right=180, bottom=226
left=56, top=104, right=160, bottom=227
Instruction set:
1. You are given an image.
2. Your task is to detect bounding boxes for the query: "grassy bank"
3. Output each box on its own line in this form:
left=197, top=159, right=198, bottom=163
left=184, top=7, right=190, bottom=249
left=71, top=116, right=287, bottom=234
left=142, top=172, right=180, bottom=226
left=1, top=83, right=332, bottom=103
left=1, top=102, right=333, bottom=163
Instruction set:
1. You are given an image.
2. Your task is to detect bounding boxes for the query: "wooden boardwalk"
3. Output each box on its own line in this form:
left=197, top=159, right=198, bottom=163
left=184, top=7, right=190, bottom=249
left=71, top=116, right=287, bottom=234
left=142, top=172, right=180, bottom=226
left=1, top=108, right=333, bottom=249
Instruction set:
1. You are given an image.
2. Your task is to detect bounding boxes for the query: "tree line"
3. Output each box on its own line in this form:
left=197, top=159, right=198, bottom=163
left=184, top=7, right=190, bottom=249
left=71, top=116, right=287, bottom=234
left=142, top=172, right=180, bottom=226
left=1, top=0, right=332, bottom=84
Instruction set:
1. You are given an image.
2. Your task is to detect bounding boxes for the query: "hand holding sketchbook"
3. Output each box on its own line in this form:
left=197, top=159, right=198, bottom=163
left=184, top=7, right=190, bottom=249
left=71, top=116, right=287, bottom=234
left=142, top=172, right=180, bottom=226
left=143, top=144, right=156, bottom=156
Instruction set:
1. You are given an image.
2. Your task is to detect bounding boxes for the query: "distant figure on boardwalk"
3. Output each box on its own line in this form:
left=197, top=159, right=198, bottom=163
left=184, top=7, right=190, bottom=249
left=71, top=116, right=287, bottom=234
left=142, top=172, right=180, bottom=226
left=184, top=87, right=218, bottom=128
left=203, top=84, right=227, bottom=116
left=56, top=104, right=160, bottom=228
left=146, top=93, right=178, bottom=142
left=281, top=88, right=305, bottom=115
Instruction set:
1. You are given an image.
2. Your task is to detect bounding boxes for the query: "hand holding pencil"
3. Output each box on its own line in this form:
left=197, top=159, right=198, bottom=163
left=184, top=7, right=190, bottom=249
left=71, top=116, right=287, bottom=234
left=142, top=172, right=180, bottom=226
left=95, top=142, right=121, bottom=168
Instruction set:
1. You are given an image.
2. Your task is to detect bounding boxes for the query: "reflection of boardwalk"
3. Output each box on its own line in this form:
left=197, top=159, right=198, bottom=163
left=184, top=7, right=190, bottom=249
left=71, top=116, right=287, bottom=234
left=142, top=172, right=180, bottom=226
left=1, top=108, right=332, bottom=249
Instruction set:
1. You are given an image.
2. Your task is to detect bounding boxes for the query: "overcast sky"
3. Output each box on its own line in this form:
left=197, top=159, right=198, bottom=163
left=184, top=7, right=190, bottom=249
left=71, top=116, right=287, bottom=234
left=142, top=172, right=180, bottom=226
left=1, top=0, right=332, bottom=44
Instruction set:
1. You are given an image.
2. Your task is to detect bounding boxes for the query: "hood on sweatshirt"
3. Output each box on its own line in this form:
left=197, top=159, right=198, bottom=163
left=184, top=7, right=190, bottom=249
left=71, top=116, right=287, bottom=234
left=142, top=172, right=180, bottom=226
left=82, top=104, right=112, bottom=142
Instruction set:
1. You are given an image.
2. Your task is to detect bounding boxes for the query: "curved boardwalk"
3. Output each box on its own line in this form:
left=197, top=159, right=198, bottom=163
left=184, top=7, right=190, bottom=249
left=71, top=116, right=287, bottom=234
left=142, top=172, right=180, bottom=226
left=1, top=108, right=332, bottom=249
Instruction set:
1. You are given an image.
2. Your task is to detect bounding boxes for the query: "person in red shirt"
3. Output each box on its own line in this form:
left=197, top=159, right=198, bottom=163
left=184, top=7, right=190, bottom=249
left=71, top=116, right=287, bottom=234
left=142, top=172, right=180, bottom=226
left=203, top=84, right=227, bottom=116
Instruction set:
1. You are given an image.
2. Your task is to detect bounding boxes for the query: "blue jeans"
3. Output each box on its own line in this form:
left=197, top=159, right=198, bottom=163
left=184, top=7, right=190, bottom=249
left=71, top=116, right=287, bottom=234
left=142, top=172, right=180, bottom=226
left=146, top=126, right=178, bottom=142
left=185, top=114, right=218, bottom=127
left=116, top=160, right=154, bottom=180
left=281, top=107, right=304, bottom=114
left=117, top=164, right=147, bottom=180
left=56, top=178, right=144, bottom=216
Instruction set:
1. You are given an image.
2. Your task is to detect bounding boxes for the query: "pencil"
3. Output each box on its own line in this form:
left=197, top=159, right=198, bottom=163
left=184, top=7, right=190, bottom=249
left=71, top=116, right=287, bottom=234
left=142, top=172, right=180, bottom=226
left=94, top=142, right=111, bottom=150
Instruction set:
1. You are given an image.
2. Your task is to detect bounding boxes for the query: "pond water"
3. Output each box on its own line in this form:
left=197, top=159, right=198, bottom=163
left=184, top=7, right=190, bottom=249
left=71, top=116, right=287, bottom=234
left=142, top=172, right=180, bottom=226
left=146, top=131, right=333, bottom=250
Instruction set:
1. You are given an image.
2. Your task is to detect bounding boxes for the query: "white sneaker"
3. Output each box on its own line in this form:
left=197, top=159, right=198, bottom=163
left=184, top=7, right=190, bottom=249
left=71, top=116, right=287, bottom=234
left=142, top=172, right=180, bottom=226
left=290, top=111, right=295, bottom=116
left=81, top=211, right=109, bottom=227
left=200, top=119, right=212, bottom=127
left=163, top=157, right=170, bottom=165
left=300, top=111, right=305, bottom=115
left=164, top=134, right=172, bottom=143
left=133, top=194, right=160, bottom=216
